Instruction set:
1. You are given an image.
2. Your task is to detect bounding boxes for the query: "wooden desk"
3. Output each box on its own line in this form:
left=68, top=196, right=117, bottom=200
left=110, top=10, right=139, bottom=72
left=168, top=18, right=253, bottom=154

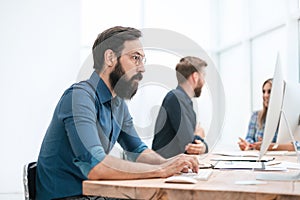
left=83, top=154, right=300, bottom=200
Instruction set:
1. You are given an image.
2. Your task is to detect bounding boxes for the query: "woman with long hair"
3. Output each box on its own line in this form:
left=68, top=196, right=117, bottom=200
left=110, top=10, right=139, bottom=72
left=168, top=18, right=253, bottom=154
left=238, top=78, right=295, bottom=151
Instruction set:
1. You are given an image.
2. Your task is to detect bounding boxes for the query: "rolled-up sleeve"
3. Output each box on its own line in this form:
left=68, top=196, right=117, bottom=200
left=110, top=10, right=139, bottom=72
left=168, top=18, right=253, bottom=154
left=58, top=86, right=106, bottom=177
left=117, top=101, right=148, bottom=161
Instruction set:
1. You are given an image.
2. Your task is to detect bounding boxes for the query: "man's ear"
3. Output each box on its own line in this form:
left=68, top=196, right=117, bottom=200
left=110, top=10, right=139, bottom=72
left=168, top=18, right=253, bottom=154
left=191, top=72, right=199, bottom=84
left=104, top=49, right=116, bottom=67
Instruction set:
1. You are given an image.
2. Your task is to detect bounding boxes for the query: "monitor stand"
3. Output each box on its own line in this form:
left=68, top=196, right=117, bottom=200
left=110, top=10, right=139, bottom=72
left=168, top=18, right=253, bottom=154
left=256, top=110, right=300, bottom=181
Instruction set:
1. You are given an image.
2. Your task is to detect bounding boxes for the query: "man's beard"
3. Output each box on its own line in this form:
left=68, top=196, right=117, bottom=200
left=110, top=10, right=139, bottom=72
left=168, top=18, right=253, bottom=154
left=194, top=80, right=202, bottom=97
left=109, top=59, right=143, bottom=99
left=194, top=87, right=202, bottom=97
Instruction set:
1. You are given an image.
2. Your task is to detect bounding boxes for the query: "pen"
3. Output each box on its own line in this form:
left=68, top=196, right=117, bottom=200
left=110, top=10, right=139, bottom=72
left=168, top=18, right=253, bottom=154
left=266, top=162, right=281, bottom=166
left=199, top=163, right=214, bottom=169
left=238, top=137, right=245, bottom=142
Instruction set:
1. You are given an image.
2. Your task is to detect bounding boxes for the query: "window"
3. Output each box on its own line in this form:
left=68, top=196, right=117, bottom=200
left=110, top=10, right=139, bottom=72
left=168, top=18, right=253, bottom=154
left=249, top=0, right=286, bottom=33
left=251, top=27, right=286, bottom=110
left=219, top=45, right=251, bottom=142
left=218, top=0, right=244, bottom=46
left=214, top=0, right=298, bottom=146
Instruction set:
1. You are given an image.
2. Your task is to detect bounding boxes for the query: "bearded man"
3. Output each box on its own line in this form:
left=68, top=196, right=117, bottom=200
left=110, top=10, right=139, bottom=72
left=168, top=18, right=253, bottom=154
left=36, top=26, right=199, bottom=200
left=152, top=56, right=209, bottom=158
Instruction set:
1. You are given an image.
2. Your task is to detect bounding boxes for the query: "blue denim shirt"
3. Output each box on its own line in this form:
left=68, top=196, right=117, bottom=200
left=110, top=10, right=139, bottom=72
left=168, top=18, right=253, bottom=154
left=245, top=111, right=300, bottom=151
left=245, top=111, right=277, bottom=143
left=36, top=71, right=147, bottom=200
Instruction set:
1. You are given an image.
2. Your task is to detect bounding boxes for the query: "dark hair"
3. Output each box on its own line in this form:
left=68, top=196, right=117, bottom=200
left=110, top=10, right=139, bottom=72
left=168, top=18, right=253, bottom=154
left=262, top=78, right=273, bottom=88
left=175, top=56, right=207, bottom=84
left=92, top=26, right=142, bottom=72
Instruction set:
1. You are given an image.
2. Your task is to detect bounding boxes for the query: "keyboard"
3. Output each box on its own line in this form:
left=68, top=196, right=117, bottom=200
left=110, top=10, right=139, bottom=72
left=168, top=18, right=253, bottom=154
left=180, top=169, right=213, bottom=181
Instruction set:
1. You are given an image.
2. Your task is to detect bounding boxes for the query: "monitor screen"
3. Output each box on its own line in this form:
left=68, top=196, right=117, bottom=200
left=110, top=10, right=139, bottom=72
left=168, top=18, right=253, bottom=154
left=259, top=56, right=285, bottom=159
left=276, top=82, right=300, bottom=144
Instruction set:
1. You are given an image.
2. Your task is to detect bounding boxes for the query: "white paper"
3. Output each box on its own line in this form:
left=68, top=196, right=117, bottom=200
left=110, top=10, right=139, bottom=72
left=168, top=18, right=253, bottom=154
left=214, top=161, right=264, bottom=169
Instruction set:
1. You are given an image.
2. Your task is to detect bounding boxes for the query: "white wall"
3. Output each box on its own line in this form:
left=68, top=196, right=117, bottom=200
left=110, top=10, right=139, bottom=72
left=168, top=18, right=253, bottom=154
left=0, top=0, right=80, bottom=193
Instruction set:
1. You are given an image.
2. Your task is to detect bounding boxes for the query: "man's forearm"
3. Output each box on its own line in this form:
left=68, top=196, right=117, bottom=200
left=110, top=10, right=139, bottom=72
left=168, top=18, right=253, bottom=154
left=88, top=152, right=200, bottom=180
left=88, top=154, right=162, bottom=180
left=268, top=143, right=295, bottom=151
left=136, top=149, right=167, bottom=164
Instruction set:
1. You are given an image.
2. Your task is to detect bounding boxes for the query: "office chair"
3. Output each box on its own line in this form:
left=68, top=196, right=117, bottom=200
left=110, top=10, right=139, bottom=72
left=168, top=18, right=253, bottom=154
left=23, top=162, right=37, bottom=200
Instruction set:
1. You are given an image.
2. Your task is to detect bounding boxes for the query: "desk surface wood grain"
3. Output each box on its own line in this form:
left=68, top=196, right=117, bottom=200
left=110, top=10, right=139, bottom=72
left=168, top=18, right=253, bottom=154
left=83, top=153, right=300, bottom=200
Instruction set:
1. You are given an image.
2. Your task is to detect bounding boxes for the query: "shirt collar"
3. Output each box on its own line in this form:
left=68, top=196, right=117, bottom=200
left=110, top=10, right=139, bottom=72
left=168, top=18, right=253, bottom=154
left=88, top=71, right=112, bottom=104
left=176, top=85, right=193, bottom=104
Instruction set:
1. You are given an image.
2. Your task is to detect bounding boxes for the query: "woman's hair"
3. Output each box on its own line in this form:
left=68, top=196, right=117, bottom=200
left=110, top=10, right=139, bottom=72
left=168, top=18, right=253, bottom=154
left=257, top=78, right=273, bottom=129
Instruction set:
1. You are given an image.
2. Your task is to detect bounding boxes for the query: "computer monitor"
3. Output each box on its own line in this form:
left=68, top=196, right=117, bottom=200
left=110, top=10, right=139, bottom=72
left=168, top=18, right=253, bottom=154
left=258, top=55, right=285, bottom=159
left=256, top=55, right=300, bottom=181
left=276, top=81, right=300, bottom=145
left=259, top=55, right=300, bottom=159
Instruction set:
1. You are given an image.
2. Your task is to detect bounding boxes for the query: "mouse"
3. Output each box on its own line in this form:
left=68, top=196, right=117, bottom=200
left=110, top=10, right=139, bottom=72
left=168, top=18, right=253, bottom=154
left=164, top=176, right=198, bottom=184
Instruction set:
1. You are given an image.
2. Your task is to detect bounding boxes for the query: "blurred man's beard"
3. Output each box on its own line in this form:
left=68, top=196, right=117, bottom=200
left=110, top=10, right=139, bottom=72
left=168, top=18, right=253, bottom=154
left=194, top=80, right=202, bottom=97
left=194, top=87, right=201, bottom=97
left=109, top=60, right=143, bottom=99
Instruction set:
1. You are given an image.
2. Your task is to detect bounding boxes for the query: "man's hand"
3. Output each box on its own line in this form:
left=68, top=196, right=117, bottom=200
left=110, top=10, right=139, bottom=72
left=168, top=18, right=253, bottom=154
left=160, top=154, right=199, bottom=177
left=185, top=140, right=206, bottom=155
left=88, top=153, right=199, bottom=180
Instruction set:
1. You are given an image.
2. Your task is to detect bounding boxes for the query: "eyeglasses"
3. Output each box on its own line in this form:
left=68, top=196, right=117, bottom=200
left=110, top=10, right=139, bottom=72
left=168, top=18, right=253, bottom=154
left=128, top=53, right=146, bottom=66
